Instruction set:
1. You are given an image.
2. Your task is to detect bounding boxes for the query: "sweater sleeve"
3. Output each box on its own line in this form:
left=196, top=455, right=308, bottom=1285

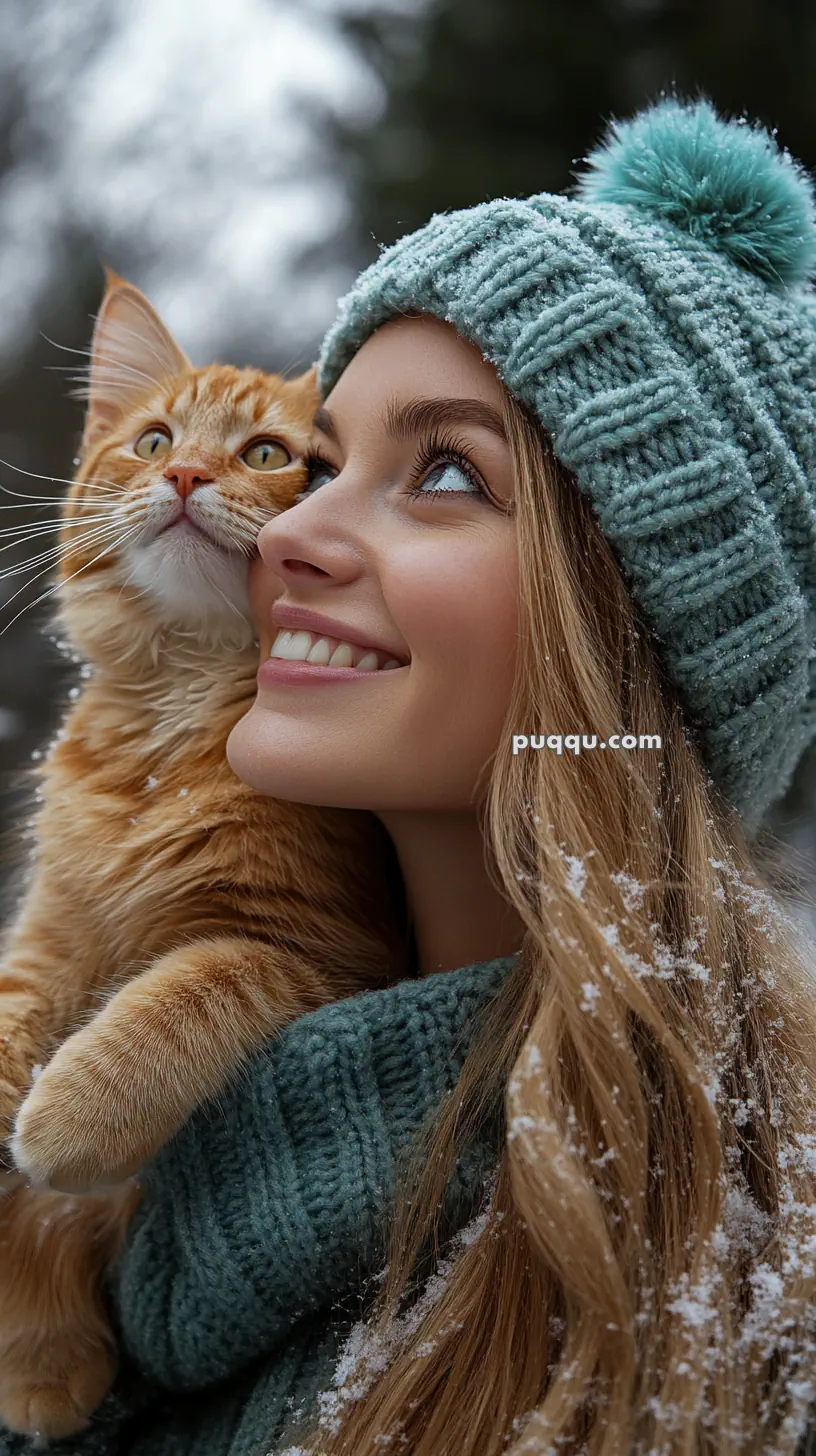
left=109, top=955, right=514, bottom=1393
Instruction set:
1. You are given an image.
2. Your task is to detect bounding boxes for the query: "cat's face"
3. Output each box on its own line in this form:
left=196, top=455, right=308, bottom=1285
left=60, top=272, right=317, bottom=641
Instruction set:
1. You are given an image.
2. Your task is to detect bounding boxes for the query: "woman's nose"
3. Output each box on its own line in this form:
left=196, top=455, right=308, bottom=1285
left=257, top=493, right=363, bottom=585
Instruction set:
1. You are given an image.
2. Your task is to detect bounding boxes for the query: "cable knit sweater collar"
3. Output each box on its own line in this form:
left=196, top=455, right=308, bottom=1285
left=110, top=953, right=517, bottom=1392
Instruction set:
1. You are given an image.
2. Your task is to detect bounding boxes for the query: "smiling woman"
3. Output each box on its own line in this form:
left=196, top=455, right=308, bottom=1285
left=227, top=97, right=816, bottom=1456
left=228, top=317, right=520, bottom=831
left=1, top=95, right=816, bottom=1456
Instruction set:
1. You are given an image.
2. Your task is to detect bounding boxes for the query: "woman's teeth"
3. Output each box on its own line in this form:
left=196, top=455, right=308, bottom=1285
left=269, top=629, right=402, bottom=671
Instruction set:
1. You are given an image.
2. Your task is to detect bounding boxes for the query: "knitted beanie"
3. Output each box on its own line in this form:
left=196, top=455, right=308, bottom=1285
left=317, top=97, right=816, bottom=834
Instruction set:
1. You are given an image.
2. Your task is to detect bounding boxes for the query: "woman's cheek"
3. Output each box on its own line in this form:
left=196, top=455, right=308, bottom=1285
left=248, top=555, right=276, bottom=632
left=393, top=533, right=517, bottom=674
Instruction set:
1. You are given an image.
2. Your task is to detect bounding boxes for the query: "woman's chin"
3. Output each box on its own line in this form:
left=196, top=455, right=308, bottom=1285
left=226, top=707, right=352, bottom=807
left=226, top=709, right=289, bottom=797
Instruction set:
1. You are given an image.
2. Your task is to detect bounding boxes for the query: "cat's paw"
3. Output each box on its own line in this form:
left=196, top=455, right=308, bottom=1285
left=11, top=1035, right=145, bottom=1194
left=0, top=1324, right=118, bottom=1442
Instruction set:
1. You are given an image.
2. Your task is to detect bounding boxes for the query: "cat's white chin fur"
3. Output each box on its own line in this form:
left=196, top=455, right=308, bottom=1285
left=121, top=528, right=253, bottom=632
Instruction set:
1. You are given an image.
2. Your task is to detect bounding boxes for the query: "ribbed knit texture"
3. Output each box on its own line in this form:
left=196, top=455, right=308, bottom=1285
left=317, top=98, right=816, bottom=833
left=0, top=955, right=514, bottom=1456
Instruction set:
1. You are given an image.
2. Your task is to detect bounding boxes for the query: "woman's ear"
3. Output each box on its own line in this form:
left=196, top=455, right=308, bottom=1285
left=81, top=268, right=192, bottom=452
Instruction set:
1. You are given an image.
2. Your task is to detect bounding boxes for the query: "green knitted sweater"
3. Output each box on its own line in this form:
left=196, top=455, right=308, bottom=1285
left=0, top=955, right=515, bottom=1456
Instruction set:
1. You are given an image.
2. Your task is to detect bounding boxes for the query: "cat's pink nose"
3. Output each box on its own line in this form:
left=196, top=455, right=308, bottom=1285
left=163, top=460, right=215, bottom=500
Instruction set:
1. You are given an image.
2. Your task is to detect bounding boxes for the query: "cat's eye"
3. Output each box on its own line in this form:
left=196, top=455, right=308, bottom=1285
left=134, top=426, right=173, bottom=461
left=242, top=439, right=291, bottom=472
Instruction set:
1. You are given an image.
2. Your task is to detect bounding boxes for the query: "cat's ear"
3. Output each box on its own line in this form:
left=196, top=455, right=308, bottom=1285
left=283, top=364, right=320, bottom=422
left=82, top=268, right=192, bottom=450
left=296, top=364, right=319, bottom=390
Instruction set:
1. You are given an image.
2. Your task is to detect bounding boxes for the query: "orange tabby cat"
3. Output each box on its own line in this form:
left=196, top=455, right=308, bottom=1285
left=0, top=272, right=406, bottom=1441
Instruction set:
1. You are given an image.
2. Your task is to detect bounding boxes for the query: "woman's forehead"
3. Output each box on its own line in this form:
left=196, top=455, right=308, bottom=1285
left=318, top=315, right=504, bottom=424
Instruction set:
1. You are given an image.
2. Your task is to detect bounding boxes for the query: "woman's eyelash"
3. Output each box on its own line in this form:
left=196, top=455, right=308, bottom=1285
left=300, top=431, right=489, bottom=502
left=303, top=449, right=336, bottom=476
left=404, top=427, right=487, bottom=500
left=300, top=450, right=336, bottom=496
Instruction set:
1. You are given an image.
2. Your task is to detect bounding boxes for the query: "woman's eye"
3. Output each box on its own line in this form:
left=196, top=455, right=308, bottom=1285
left=303, top=458, right=336, bottom=492
left=418, top=461, right=479, bottom=495
left=134, top=426, right=172, bottom=460
left=242, top=439, right=291, bottom=472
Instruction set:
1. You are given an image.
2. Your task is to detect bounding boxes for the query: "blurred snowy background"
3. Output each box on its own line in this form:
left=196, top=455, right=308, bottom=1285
left=2, top=0, right=816, bottom=921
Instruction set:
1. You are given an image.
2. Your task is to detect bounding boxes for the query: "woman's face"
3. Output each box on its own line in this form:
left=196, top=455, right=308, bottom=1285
left=227, top=314, right=519, bottom=811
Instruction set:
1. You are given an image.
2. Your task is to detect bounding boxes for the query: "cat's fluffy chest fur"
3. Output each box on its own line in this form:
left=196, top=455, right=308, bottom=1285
left=30, top=637, right=262, bottom=987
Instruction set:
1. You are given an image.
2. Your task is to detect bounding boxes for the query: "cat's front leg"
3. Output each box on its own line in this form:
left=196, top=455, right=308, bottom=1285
left=0, top=885, right=108, bottom=1187
left=11, top=934, right=333, bottom=1192
left=0, top=1179, right=140, bottom=1440
left=0, top=955, right=53, bottom=1185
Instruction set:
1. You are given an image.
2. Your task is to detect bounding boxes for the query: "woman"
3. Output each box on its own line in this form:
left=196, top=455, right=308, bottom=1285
left=3, top=94, right=816, bottom=1456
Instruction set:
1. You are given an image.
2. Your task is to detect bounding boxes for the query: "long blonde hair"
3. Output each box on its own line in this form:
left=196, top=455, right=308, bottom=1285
left=285, top=390, right=816, bottom=1455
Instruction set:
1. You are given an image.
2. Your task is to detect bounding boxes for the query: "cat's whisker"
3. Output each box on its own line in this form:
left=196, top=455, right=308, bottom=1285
left=276, top=346, right=314, bottom=378
left=39, top=332, right=97, bottom=360
left=0, top=529, right=123, bottom=574
left=220, top=506, right=269, bottom=530
left=115, top=551, right=163, bottom=607
left=95, top=310, right=184, bottom=377
left=75, top=364, right=157, bottom=387
left=201, top=523, right=259, bottom=557
left=213, top=505, right=278, bottom=551
left=0, top=522, right=143, bottom=635
left=0, top=494, right=117, bottom=509
left=68, top=375, right=167, bottom=404
left=69, top=382, right=142, bottom=402
left=0, top=500, right=79, bottom=510
left=0, top=488, right=116, bottom=507
left=41, top=332, right=167, bottom=394
left=78, top=319, right=170, bottom=377
left=0, top=520, right=132, bottom=581
left=42, top=335, right=167, bottom=379
left=0, top=514, right=117, bottom=540
left=0, top=464, right=119, bottom=497
left=192, top=547, right=250, bottom=624
left=43, top=364, right=97, bottom=376
left=0, top=483, right=118, bottom=506
left=0, top=517, right=135, bottom=580
left=87, top=355, right=165, bottom=392
left=0, top=537, right=112, bottom=571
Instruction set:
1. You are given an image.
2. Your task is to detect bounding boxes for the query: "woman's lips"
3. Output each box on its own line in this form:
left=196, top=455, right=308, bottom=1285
left=257, top=657, right=407, bottom=687
left=269, top=603, right=409, bottom=666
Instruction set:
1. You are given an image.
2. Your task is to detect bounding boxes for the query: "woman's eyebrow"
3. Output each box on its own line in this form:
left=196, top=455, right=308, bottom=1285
left=312, top=405, right=339, bottom=443
left=310, top=397, right=507, bottom=446
left=384, top=396, right=507, bottom=442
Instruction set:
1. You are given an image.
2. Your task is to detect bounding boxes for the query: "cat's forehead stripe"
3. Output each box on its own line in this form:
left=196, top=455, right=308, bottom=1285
left=155, top=376, right=292, bottom=442
left=231, top=380, right=266, bottom=409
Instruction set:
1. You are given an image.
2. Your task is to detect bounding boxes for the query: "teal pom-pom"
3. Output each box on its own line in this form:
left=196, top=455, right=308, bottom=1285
left=575, top=97, right=816, bottom=285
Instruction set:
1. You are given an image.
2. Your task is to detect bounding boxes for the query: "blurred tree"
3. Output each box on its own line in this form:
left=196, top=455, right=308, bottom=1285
left=0, top=0, right=120, bottom=913
left=321, top=0, right=816, bottom=253
left=0, top=249, right=104, bottom=914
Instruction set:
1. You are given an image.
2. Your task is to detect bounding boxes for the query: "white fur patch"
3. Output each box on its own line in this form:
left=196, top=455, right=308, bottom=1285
left=121, top=528, right=252, bottom=629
